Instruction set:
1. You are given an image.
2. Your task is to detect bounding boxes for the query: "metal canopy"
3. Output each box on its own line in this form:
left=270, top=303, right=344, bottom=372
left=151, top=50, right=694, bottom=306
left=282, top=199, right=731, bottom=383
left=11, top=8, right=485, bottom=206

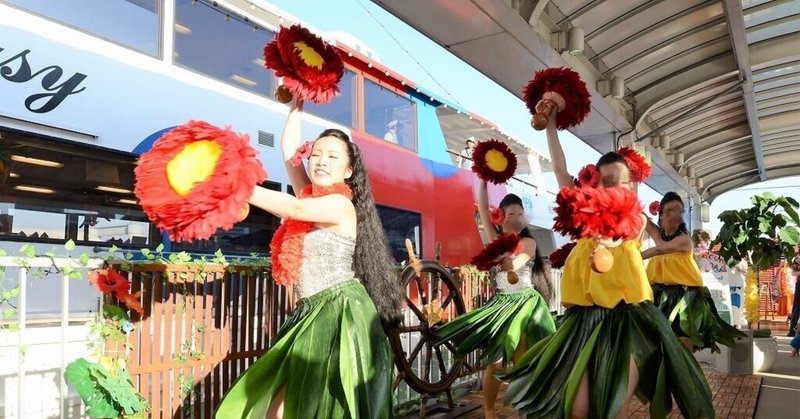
left=372, top=0, right=800, bottom=203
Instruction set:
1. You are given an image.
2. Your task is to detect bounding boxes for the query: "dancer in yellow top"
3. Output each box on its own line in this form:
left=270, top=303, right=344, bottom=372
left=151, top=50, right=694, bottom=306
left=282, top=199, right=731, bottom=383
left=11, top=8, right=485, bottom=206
left=644, top=192, right=744, bottom=352
left=502, top=103, right=714, bottom=419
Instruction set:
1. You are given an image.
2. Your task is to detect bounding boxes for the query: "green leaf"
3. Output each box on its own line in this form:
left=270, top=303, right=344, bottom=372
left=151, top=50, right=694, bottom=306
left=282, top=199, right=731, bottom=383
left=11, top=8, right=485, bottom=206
left=64, top=359, right=122, bottom=417
left=780, top=226, right=800, bottom=245
left=0, top=249, right=6, bottom=257
left=3, top=308, right=15, bottom=317
left=125, top=252, right=134, bottom=260
left=2, top=290, right=11, bottom=299
left=9, top=287, right=19, bottom=297
left=109, top=245, right=119, bottom=254
left=68, top=271, right=82, bottom=280
left=155, top=243, right=164, bottom=253
left=20, top=244, right=35, bottom=258
left=8, top=323, right=19, bottom=332
left=64, top=239, right=76, bottom=251
left=79, top=253, right=90, bottom=266
left=103, top=304, right=130, bottom=322
left=140, top=248, right=150, bottom=257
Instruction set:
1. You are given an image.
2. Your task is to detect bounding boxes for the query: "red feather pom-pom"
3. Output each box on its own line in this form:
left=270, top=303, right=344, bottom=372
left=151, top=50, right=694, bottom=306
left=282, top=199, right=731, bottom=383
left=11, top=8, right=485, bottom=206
left=649, top=201, right=661, bottom=216
left=575, top=164, right=600, bottom=188
left=524, top=67, right=591, bottom=130
left=549, top=242, right=577, bottom=269
left=471, top=139, right=517, bottom=184
left=264, top=24, right=344, bottom=104
left=134, top=121, right=267, bottom=242
left=470, top=233, right=523, bottom=271
left=553, top=186, right=643, bottom=240
left=617, top=147, right=652, bottom=183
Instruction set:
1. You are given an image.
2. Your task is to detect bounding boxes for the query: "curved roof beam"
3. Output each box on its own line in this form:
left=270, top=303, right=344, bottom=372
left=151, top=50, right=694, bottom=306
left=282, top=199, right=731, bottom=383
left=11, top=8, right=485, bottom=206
left=723, top=0, right=766, bottom=180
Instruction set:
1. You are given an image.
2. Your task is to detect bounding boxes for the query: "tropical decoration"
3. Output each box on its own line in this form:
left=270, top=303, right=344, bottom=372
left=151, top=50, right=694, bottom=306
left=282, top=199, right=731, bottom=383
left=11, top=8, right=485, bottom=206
left=617, top=146, right=652, bottom=182
left=744, top=268, right=760, bottom=326
left=134, top=121, right=267, bottom=242
left=290, top=140, right=315, bottom=167
left=712, top=192, right=800, bottom=327
left=470, top=233, right=524, bottom=283
left=471, top=139, right=517, bottom=184
left=574, top=164, right=600, bottom=188
left=264, top=24, right=344, bottom=104
left=649, top=201, right=661, bottom=216
left=523, top=67, right=591, bottom=130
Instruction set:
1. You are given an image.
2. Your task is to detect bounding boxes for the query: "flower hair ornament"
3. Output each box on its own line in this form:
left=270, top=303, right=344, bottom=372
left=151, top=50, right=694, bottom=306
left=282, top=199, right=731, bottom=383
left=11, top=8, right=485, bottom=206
left=290, top=140, right=315, bottom=167
left=617, top=147, right=652, bottom=183
left=649, top=201, right=661, bottom=216
left=490, top=207, right=505, bottom=225
left=575, top=164, right=600, bottom=188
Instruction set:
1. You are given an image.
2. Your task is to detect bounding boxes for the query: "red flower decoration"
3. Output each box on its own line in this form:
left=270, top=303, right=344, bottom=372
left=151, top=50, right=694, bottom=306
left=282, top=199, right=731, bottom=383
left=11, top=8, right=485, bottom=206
left=120, top=291, right=145, bottom=316
left=617, top=147, right=652, bottom=183
left=649, top=201, right=661, bottom=216
left=524, top=67, right=591, bottom=130
left=134, top=121, right=267, bottom=242
left=575, top=164, right=600, bottom=188
left=270, top=183, right=354, bottom=286
left=490, top=207, right=505, bottom=225
left=88, top=269, right=130, bottom=300
left=471, top=139, right=517, bottom=184
left=553, top=186, right=643, bottom=240
left=470, top=233, right=524, bottom=271
left=264, top=24, right=344, bottom=104
left=290, top=140, right=315, bottom=167
left=549, top=242, right=577, bottom=269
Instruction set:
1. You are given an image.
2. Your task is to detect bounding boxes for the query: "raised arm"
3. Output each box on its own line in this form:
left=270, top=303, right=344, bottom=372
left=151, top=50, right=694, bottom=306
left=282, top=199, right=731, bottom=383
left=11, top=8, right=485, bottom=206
left=477, top=180, right=498, bottom=242
left=500, top=237, right=536, bottom=272
left=538, top=101, right=574, bottom=188
left=249, top=187, right=355, bottom=227
left=281, top=99, right=312, bottom=192
left=644, top=216, right=663, bottom=245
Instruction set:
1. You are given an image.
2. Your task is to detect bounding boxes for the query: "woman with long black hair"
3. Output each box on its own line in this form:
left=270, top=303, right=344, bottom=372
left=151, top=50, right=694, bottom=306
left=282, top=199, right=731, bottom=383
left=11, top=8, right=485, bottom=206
left=435, top=181, right=555, bottom=419
left=215, top=99, right=403, bottom=419
left=644, top=192, right=744, bottom=352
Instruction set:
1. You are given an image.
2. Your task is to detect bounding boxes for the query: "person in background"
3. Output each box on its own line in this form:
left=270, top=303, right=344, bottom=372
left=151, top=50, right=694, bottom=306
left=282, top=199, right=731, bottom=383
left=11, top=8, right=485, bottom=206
left=456, top=137, right=477, bottom=169
left=383, top=119, right=399, bottom=144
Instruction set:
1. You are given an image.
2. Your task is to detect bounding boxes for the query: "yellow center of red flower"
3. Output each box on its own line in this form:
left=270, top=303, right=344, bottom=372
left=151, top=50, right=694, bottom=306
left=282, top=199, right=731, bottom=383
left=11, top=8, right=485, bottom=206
left=166, top=140, right=222, bottom=196
left=293, top=41, right=324, bottom=69
left=485, top=149, right=509, bottom=172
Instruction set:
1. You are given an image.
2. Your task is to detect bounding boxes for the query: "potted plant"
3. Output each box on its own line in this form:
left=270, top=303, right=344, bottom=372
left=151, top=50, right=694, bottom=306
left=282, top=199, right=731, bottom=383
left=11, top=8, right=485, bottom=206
left=711, top=192, right=800, bottom=372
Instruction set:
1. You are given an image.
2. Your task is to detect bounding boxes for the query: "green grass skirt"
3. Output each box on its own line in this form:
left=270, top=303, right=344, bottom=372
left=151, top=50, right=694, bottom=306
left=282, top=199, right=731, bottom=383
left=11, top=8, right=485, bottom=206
left=653, top=284, right=745, bottom=352
left=215, top=281, right=393, bottom=419
left=501, top=302, right=714, bottom=419
left=434, top=288, right=555, bottom=367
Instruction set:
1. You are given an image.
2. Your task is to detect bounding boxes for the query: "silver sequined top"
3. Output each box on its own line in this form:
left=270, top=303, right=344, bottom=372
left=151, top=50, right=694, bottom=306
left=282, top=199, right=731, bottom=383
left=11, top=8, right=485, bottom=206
left=294, top=228, right=357, bottom=299
left=493, top=260, right=535, bottom=294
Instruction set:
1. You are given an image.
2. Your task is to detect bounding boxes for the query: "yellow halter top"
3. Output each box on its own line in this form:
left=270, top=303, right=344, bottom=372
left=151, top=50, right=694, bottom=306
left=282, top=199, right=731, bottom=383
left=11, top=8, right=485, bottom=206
left=560, top=238, right=654, bottom=309
left=645, top=251, right=703, bottom=287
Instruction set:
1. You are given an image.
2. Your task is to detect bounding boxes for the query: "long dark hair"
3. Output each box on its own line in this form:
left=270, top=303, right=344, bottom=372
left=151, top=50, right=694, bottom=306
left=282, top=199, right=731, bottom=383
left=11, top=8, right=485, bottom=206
left=318, top=129, right=404, bottom=327
left=498, top=193, right=553, bottom=303
left=659, top=191, right=688, bottom=237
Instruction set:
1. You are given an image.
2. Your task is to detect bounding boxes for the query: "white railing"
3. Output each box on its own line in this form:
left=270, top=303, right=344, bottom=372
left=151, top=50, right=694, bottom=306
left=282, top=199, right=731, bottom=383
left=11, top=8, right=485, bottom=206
left=0, top=256, right=104, bottom=419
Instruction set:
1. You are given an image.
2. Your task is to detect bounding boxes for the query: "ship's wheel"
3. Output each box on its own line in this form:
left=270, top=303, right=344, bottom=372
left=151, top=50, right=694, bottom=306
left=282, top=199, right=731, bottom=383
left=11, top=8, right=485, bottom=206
left=387, top=241, right=472, bottom=416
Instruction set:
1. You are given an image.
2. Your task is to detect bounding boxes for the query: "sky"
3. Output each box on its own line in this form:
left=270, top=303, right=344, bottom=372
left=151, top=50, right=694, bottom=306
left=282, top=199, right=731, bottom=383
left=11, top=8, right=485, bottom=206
left=268, top=0, right=800, bottom=236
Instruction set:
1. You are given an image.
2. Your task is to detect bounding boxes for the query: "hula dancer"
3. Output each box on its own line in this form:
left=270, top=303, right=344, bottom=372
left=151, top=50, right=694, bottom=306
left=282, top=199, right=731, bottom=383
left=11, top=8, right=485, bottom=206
left=434, top=181, right=555, bottom=419
left=644, top=192, right=744, bottom=352
left=215, top=99, right=403, bottom=418
left=502, top=102, right=714, bottom=419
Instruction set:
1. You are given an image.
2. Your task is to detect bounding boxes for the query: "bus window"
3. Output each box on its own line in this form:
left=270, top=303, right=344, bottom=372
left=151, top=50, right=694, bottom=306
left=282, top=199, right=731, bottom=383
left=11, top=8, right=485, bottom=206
left=305, top=70, right=357, bottom=128
left=376, top=205, right=421, bottom=263
left=174, top=0, right=276, bottom=98
left=364, top=79, right=416, bottom=151
left=6, top=0, right=162, bottom=56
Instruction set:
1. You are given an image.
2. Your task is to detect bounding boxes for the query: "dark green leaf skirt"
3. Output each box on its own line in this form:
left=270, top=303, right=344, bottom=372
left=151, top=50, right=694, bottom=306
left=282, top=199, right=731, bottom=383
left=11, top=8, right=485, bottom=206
left=653, top=284, right=745, bottom=352
left=434, top=287, right=555, bottom=367
left=501, top=302, right=714, bottom=419
left=215, top=280, right=393, bottom=419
